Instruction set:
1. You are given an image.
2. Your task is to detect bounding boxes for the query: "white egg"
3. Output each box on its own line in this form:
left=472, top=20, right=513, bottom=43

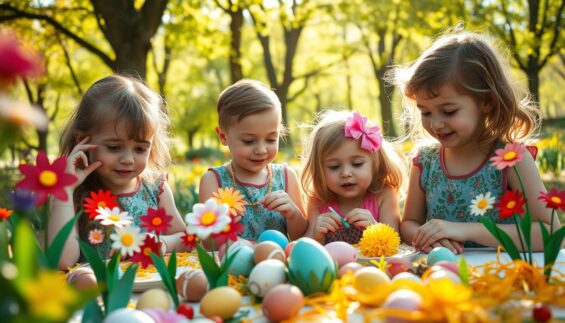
left=426, top=268, right=462, bottom=284
left=392, top=272, right=422, bottom=283
left=103, top=308, right=153, bottom=323
left=248, top=259, right=287, bottom=297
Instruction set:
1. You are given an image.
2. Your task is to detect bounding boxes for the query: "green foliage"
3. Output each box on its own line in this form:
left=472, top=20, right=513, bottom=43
left=185, top=146, right=225, bottom=161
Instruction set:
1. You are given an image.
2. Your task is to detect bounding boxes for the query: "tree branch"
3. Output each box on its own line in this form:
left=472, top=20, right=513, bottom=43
left=539, top=0, right=564, bottom=68
left=499, top=1, right=527, bottom=71
left=55, top=32, right=83, bottom=95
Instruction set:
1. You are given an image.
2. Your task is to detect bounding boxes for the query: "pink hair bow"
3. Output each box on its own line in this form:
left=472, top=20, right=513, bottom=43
left=344, top=111, right=383, bottom=152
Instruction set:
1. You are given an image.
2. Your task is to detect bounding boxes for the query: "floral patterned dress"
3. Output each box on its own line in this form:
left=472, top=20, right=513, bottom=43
left=210, top=164, right=288, bottom=241
left=414, top=144, right=514, bottom=247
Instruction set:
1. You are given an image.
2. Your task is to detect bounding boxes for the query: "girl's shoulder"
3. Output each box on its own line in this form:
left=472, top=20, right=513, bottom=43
left=412, top=143, right=440, bottom=165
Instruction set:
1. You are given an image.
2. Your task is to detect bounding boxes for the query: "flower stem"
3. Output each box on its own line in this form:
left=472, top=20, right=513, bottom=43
left=512, top=166, right=532, bottom=263
left=550, top=210, right=555, bottom=235
left=513, top=214, right=527, bottom=263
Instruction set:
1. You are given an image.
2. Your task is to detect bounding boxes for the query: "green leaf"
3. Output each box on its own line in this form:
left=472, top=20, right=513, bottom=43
left=0, top=222, right=9, bottom=262
left=150, top=252, right=179, bottom=307
left=479, top=217, right=522, bottom=260
left=81, top=299, right=103, bottom=323
left=519, top=212, right=532, bottom=260
left=105, top=252, right=121, bottom=294
left=79, top=240, right=107, bottom=305
left=167, top=251, right=177, bottom=286
left=13, top=219, right=37, bottom=290
left=45, top=212, right=81, bottom=269
left=458, top=255, right=469, bottom=285
left=106, top=264, right=138, bottom=314
left=197, top=244, right=221, bottom=288
left=539, top=219, right=550, bottom=244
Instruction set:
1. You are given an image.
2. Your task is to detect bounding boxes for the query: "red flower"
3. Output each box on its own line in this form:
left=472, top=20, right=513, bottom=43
left=140, top=207, right=172, bottom=235
left=83, top=190, right=119, bottom=219
left=130, top=235, right=161, bottom=268
left=495, top=190, right=526, bottom=220
left=211, top=220, right=244, bottom=246
left=15, top=151, right=78, bottom=206
left=539, top=188, right=565, bottom=212
left=180, top=230, right=198, bottom=249
left=0, top=208, right=13, bottom=221
left=0, top=32, right=43, bottom=86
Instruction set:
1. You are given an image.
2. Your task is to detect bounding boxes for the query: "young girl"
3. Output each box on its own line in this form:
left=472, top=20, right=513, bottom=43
left=395, top=31, right=557, bottom=254
left=301, top=110, right=406, bottom=245
left=199, top=79, right=307, bottom=241
left=48, top=75, right=186, bottom=269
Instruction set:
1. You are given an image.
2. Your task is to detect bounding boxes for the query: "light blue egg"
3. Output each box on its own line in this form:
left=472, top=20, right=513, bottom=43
left=257, top=230, right=289, bottom=249
left=226, top=245, right=255, bottom=277
left=287, top=237, right=336, bottom=295
left=427, top=246, right=457, bottom=265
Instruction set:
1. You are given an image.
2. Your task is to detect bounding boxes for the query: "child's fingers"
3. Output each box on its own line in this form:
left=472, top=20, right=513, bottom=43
left=82, top=160, right=102, bottom=177
left=436, top=239, right=460, bottom=254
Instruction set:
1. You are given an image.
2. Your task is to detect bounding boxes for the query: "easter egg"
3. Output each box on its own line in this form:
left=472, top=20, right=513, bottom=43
left=200, top=287, right=241, bottom=319
left=287, top=237, right=336, bottom=296
left=387, top=256, right=412, bottom=277
left=258, top=230, right=289, bottom=249
left=338, top=262, right=364, bottom=278
left=104, top=308, right=153, bottom=323
left=382, top=289, right=423, bottom=323
left=425, top=268, right=461, bottom=284
left=262, top=284, right=304, bottom=321
left=353, top=267, right=391, bottom=294
left=253, top=241, right=286, bottom=264
left=136, top=288, right=171, bottom=310
left=248, top=259, right=287, bottom=297
left=427, top=247, right=457, bottom=266
left=284, top=241, right=297, bottom=258
left=218, top=239, right=254, bottom=260
left=226, top=245, right=255, bottom=277
left=392, top=272, right=422, bottom=283
left=434, top=261, right=459, bottom=275
left=67, top=267, right=97, bottom=290
left=324, top=241, right=357, bottom=267
left=175, top=269, right=209, bottom=302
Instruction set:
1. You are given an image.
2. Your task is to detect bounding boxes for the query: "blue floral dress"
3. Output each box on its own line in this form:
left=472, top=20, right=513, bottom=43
left=414, top=144, right=513, bottom=247
left=210, top=164, right=288, bottom=241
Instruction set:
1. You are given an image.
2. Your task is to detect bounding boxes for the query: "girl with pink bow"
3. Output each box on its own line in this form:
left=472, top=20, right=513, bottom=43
left=301, top=110, right=407, bottom=244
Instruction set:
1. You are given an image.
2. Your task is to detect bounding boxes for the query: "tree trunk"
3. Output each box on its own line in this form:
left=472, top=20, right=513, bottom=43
left=377, top=71, right=397, bottom=137
left=526, top=59, right=541, bottom=106
left=228, top=8, right=244, bottom=83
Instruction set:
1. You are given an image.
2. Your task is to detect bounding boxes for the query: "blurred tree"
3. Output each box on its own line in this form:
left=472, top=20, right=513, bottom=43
left=213, top=0, right=246, bottom=83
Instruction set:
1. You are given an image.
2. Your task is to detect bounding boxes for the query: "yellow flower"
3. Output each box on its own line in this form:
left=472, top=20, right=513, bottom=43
left=212, top=187, right=248, bottom=216
left=22, top=270, right=78, bottom=320
left=358, top=223, right=400, bottom=257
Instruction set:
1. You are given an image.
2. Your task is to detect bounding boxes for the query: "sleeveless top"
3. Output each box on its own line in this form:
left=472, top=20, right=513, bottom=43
left=319, top=195, right=380, bottom=245
left=414, top=144, right=513, bottom=247
left=80, top=176, right=165, bottom=260
left=210, top=163, right=288, bottom=241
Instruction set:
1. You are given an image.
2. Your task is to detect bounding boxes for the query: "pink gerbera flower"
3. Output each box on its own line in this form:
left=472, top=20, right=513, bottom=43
left=490, top=142, right=526, bottom=170
left=88, top=229, right=105, bottom=245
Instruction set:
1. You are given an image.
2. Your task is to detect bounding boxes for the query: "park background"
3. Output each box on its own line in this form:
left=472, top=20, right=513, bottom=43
left=0, top=0, right=563, bottom=230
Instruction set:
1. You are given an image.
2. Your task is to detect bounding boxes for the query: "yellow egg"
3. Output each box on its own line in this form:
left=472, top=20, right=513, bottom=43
left=136, top=288, right=171, bottom=310
left=353, top=267, right=391, bottom=294
left=200, top=287, right=241, bottom=319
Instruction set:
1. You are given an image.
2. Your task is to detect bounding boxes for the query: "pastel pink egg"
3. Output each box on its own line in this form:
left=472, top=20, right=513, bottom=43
left=324, top=241, right=357, bottom=268
left=382, top=289, right=423, bottom=323
left=262, top=284, right=304, bottom=321
left=338, top=262, right=364, bottom=278
left=434, top=261, right=459, bottom=275
left=386, top=257, right=412, bottom=277
left=284, top=241, right=297, bottom=258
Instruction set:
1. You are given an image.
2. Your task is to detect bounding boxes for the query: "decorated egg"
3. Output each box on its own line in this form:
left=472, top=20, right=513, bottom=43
left=287, top=237, right=336, bottom=296
left=67, top=267, right=97, bottom=290
left=104, top=308, right=153, bottom=323
left=353, top=267, right=391, bottom=294
left=387, top=256, right=413, bottom=277
left=226, top=245, right=254, bottom=277
left=427, top=247, right=457, bottom=265
left=284, top=240, right=297, bottom=258
left=338, top=262, right=364, bottom=278
left=391, top=272, right=422, bottom=283
left=258, top=230, right=289, bottom=249
left=175, top=268, right=209, bottom=302
left=382, top=289, right=423, bottom=323
left=218, top=239, right=254, bottom=260
left=425, top=268, right=461, bottom=284
left=136, top=288, right=171, bottom=310
left=200, top=286, right=241, bottom=319
left=253, top=241, right=286, bottom=264
left=248, top=259, right=287, bottom=297
left=434, top=260, right=459, bottom=275
left=324, top=241, right=357, bottom=267
left=262, top=284, right=304, bottom=321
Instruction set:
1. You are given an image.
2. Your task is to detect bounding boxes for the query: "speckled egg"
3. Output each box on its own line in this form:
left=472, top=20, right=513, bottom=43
left=104, top=308, right=153, bottom=323
left=136, top=288, right=171, bottom=311
left=253, top=241, right=286, bottom=264
left=199, top=287, right=242, bottom=319
left=287, top=237, right=336, bottom=296
left=258, top=230, right=289, bottom=249
left=338, top=262, right=364, bottom=278
left=67, top=267, right=97, bottom=290
left=353, top=267, right=391, bottom=294
left=324, top=241, right=357, bottom=267
left=262, top=284, right=304, bottom=321
left=382, top=289, right=423, bottom=323
left=226, top=245, right=255, bottom=277
left=175, top=268, right=209, bottom=302
left=248, top=259, right=287, bottom=297
left=427, top=247, right=457, bottom=265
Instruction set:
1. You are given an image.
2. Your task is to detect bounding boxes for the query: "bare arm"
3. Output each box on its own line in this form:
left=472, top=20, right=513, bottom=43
left=198, top=170, right=220, bottom=203
left=281, top=167, right=308, bottom=240
left=377, top=186, right=401, bottom=233
left=400, top=165, right=427, bottom=245
left=158, top=180, right=188, bottom=253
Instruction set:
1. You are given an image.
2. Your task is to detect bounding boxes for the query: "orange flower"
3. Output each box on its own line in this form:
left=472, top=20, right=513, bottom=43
left=0, top=208, right=13, bottom=221
left=212, top=187, right=247, bottom=216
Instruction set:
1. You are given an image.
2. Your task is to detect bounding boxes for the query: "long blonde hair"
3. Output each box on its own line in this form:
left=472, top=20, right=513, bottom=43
left=301, top=110, right=407, bottom=204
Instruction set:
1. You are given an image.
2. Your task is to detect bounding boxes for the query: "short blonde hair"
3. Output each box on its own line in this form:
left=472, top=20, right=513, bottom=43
left=301, top=110, right=407, bottom=204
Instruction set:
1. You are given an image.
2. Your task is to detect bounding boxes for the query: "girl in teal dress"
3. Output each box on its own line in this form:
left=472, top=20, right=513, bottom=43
left=394, top=31, right=557, bottom=254
left=199, top=79, right=307, bottom=242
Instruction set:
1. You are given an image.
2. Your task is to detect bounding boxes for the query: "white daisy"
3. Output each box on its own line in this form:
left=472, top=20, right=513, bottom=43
left=88, top=229, right=104, bottom=245
left=469, top=192, right=495, bottom=216
left=185, top=198, right=231, bottom=239
left=94, top=206, right=132, bottom=228
left=109, top=225, right=144, bottom=257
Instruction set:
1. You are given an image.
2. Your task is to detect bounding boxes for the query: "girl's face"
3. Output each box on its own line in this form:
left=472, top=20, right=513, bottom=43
left=88, top=121, right=154, bottom=194
left=323, top=139, right=373, bottom=204
left=414, top=83, right=488, bottom=151
left=217, top=109, right=280, bottom=177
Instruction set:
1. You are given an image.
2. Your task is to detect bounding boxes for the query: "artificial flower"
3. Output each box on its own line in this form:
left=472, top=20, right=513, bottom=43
left=358, top=223, right=400, bottom=257
left=15, top=151, right=78, bottom=206
left=141, top=207, right=173, bottom=234
left=0, top=32, right=43, bottom=86
left=212, top=187, right=247, bottom=216
left=211, top=220, right=244, bottom=245
left=495, top=190, right=526, bottom=220
left=83, top=189, right=119, bottom=220
left=539, top=188, right=565, bottom=211
left=180, top=230, right=198, bottom=249
left=94, top=206, right=132, bottom=228
left=109, top=225, right=143, bottom=257
left=185, top=199, right=231, bottom=239
left=0, top=97, right=48, bottom=130
left=88, top=229, right=105, bottom=245
left=0, top=208, right=13, bottom=221
left=22, top=270, right=78, bottom=321
left=9, top=189, right=35, bottom=213
left=489, top=142, right=526, bottom=170
left=469, top=192, right=495, bottom=216
left=130, top=234, right=161, bottom=268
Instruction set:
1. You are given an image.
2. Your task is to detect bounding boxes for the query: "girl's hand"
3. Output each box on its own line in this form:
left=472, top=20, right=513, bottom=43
left=262, top=190, right=302, bottom=219
left=67, top=137, right=102, bottom=188
left=416, top=238, right=463, bottom=254
left=344, top=208, right=376, bottom=229
left=312, top=212, right=342, bottom=241
left=413, top=219, right=464, bottom=253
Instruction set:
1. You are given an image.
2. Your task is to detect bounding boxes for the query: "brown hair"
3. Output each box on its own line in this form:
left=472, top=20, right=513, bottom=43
left=301, top=110, right=407, bottom=204
left=394, top=31, right=540, bottom=148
